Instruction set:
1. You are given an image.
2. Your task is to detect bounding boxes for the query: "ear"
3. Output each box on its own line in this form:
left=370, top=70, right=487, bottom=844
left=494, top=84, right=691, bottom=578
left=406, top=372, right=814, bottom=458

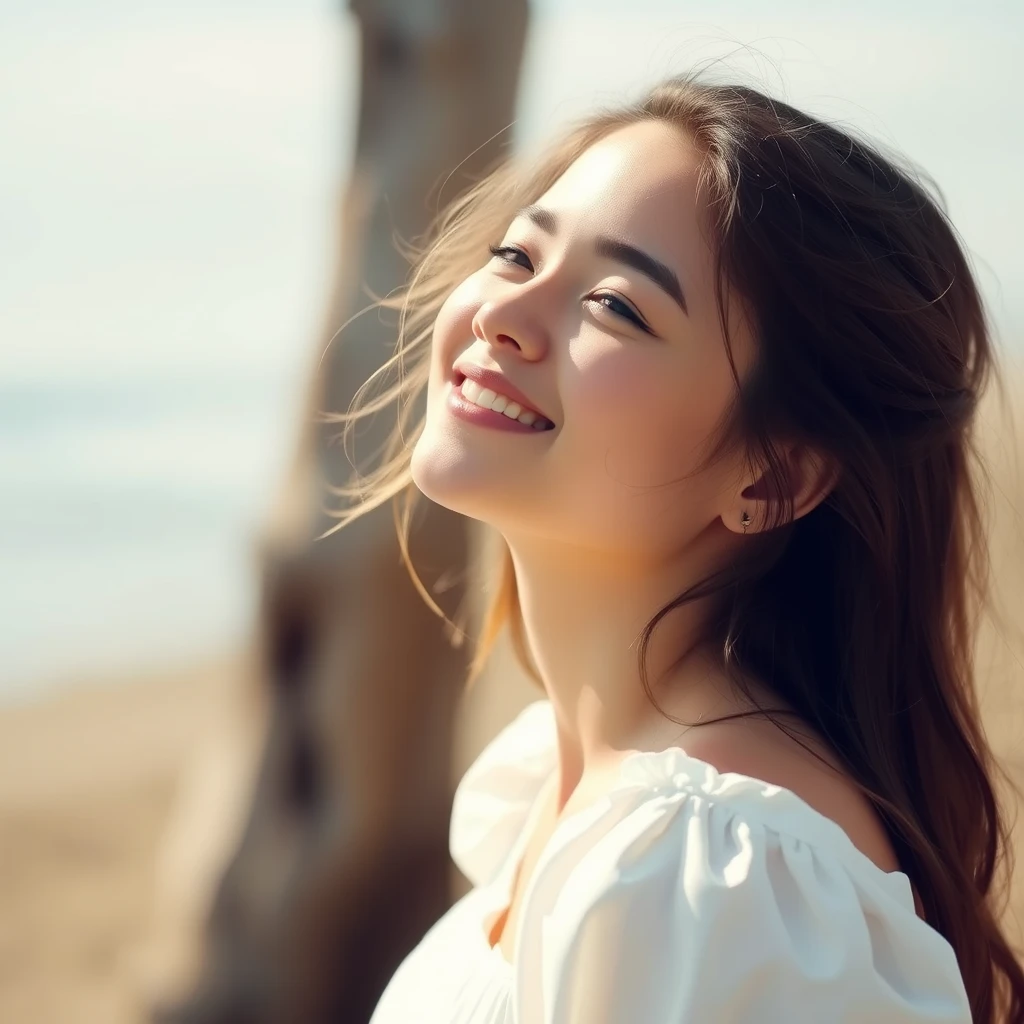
left=724, top=443, right=840, bottom=535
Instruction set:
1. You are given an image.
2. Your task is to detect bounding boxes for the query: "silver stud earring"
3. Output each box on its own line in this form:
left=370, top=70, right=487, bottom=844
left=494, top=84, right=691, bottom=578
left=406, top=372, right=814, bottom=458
left=740, top=511, right=751, bottom=534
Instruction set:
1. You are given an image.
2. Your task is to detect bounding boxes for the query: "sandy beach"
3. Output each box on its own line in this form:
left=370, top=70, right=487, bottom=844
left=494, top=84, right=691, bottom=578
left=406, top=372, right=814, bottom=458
left=0, top=654, right=243, bottom=1023
left=3, top=637, right=1023, bottom=1021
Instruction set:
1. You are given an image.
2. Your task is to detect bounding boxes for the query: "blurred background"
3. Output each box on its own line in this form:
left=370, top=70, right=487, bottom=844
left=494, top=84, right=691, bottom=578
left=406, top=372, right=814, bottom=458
left=1, top=1, right=1022, bottom=1021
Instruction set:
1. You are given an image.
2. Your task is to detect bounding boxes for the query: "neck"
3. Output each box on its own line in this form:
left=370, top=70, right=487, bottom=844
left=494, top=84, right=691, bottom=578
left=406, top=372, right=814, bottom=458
left=503, top=529, right=748, bottom=799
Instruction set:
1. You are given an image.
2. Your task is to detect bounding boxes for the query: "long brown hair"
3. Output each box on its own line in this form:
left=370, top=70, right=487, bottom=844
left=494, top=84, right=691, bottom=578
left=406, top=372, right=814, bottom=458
left=321, top=75, right=1024, bottom=1020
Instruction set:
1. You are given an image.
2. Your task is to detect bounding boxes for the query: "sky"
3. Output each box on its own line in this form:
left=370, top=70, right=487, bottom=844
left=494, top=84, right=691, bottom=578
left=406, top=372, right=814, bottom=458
left=2, top=1, right=1021, bottom=383
left=0, top=0, right=1021, bottom=694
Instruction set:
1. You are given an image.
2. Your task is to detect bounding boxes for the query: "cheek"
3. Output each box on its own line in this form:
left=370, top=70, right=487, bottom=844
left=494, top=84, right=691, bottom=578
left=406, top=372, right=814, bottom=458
left=551, top=350, right=733, bottom=555
left=564, top=344, right=729, bottom=488
left=431, top=279, right=480, bottom=375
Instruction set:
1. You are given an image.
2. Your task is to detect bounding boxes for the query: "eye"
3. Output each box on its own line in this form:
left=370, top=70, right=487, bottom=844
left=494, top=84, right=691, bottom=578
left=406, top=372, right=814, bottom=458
left=488, top=244, right=533, bottom=271
left=487, top=244, right=652, bottom=335
left=585, top=293, right=652, bottom=334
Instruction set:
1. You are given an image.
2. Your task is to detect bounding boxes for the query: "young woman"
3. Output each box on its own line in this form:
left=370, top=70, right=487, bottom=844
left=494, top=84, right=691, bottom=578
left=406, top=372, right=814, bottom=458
left=327, top=75, right=1024, bottom=1022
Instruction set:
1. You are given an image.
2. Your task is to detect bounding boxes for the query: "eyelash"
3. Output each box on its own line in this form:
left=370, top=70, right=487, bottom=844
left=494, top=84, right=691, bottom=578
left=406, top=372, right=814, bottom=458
left=487, top=244, right=651, bottom=333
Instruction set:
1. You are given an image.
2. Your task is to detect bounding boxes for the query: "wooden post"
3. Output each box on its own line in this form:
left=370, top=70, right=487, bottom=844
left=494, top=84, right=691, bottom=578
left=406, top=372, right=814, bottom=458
left=158, top=1, right=528, bottom=1021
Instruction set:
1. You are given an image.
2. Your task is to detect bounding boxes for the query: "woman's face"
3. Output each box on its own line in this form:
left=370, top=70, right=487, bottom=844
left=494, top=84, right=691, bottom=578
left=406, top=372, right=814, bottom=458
left=411, top=120, right=754, bottom=564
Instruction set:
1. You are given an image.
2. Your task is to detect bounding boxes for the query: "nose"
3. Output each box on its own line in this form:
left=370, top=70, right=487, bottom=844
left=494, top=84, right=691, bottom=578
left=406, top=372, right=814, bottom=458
left=471, top=297, right=550, bottom=362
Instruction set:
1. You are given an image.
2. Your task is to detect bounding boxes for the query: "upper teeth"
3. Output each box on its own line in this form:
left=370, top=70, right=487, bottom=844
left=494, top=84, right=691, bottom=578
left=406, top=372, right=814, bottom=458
left=460, top=377, right=551, bottom=429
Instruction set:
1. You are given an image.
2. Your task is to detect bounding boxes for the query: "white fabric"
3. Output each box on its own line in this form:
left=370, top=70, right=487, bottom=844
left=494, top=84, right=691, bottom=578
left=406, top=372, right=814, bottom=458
left=369, top=699, right=971, bottom=1023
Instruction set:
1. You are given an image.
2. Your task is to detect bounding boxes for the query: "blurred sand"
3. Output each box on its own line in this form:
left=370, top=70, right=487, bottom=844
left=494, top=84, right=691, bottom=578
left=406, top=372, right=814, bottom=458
left=0, top=655, right=242, bottom=1024
left=0, top=375, right=1021, bottom=1022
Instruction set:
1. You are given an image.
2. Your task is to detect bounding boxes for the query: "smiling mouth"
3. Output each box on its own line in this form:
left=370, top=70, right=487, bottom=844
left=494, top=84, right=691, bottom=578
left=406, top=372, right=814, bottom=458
left=453, top=373, right=555, bottom=430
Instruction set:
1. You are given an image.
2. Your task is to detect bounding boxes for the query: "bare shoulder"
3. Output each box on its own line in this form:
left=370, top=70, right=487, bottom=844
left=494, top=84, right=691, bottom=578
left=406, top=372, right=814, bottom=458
left=681, top=715, right=902, bottom=875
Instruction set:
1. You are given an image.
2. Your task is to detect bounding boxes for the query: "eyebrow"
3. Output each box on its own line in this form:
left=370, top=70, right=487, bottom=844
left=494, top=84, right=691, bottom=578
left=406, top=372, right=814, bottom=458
left=517, top=204, right=688, bottom=315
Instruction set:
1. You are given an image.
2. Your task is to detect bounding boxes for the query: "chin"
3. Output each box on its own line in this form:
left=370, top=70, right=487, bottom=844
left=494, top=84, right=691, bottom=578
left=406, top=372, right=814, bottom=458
left=409, top=429, right=533, bottom=531
left=409, top=429, right=486, bottom=520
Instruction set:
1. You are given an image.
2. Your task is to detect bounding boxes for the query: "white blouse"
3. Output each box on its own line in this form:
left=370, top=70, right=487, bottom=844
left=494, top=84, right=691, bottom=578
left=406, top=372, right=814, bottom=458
left=369, top=699, right=971, bottom=1023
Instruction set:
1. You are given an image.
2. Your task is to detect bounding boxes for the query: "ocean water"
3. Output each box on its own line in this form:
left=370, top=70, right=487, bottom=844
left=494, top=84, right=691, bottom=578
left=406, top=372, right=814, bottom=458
left=2, top=0, right=1022, bottom=700
left=0, top=370, right=310, bottom=697
left=0, top=1, right=348, bottom=698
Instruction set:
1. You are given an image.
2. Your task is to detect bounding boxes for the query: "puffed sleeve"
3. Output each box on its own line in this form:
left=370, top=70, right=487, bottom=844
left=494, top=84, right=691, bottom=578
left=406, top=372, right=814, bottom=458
left=449, top=699, right=557, bottom=889
left=512, top=749, right=972, bottom=1024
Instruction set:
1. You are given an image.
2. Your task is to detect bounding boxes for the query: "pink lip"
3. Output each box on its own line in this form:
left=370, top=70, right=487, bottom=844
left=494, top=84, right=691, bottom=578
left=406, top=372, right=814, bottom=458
left=451, top=363, right=552, bottom=424
left=446, top=382, right=550, bottom=434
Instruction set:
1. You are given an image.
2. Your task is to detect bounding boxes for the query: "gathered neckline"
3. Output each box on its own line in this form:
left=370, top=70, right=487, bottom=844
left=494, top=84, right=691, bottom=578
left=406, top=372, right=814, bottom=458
left=474, top=698, right=914, bottom=970
left=523, top=700, right=910, bottom=873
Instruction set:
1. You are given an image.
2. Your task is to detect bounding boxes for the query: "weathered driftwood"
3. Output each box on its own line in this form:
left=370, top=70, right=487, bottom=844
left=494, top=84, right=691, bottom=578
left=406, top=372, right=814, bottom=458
left=157, top=1, right=528, bottom=1021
